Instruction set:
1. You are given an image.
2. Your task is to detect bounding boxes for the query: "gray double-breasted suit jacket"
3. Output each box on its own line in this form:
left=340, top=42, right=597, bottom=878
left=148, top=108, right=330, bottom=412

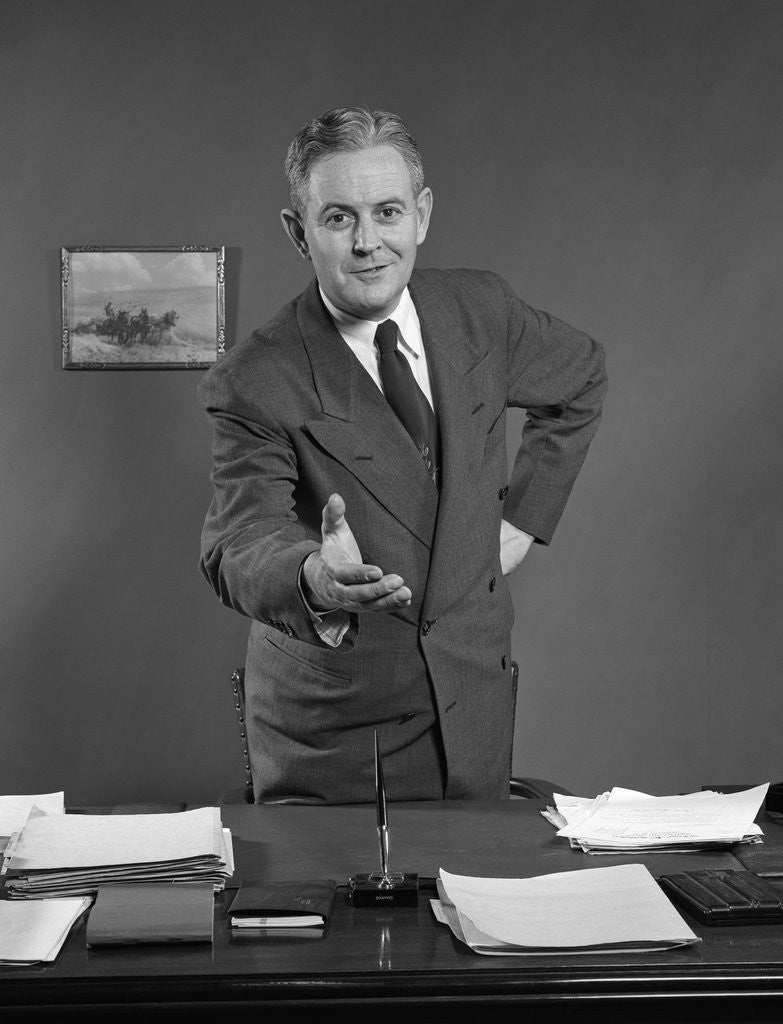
left=198, top=267, right=607, bottom=803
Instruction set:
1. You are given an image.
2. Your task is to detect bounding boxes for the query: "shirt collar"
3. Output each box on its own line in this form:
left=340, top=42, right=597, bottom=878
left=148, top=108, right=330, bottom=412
left=319, top=286, right=422, bottom=358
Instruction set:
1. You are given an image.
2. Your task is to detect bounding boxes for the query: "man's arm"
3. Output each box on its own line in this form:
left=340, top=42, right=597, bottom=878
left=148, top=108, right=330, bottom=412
left=199, top=367, right=411, bottom=646
left=499, top=275, right=608, bottom=546
left=198, top=403, right=324, bottom=637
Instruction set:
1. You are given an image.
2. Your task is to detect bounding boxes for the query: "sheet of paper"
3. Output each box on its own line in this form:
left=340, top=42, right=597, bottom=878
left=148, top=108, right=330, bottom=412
left=7, top=805, right=225, bottom=870
left=0, top=897, right=91, bottom=963
left=553, top=787, right=718, bottom=829
left=222, top=827, right=234, bottom=876
left=0, top=793, right=64, bottom=838
left=555, top=784, right=768, bottom=850
left=437, top=864, right=699, bottom=953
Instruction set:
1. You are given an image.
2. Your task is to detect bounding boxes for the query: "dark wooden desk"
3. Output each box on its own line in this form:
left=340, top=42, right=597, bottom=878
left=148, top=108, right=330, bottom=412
left=3, top=800, right=783, bottom=1022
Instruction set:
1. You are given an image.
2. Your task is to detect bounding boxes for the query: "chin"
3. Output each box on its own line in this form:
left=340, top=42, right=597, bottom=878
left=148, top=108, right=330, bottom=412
left=353, top=283, right=403, bottom=319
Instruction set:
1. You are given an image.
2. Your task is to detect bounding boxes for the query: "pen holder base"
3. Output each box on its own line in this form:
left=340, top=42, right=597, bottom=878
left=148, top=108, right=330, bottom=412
left=349, top=872, right=419, bottom=907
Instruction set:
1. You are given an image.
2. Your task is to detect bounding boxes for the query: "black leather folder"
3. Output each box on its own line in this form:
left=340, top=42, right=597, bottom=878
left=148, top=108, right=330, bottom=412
left=86, top=881, right=215, bottom=946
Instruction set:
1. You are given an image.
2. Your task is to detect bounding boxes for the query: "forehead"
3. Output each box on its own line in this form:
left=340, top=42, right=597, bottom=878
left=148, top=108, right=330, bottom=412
left=305, top=145, right=414, bottom=211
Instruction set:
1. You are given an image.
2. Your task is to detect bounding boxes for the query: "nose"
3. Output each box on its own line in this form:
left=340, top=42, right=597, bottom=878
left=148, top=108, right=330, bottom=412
left=353, top=214, right=381, bottom=254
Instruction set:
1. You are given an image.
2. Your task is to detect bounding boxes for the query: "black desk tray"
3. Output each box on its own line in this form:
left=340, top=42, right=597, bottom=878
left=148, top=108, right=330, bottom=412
left=659, top=868, right=783, bottom=925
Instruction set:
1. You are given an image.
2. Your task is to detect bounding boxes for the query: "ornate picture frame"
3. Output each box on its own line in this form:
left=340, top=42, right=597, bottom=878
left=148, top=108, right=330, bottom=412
left=61, top=245, right=225, bottom=369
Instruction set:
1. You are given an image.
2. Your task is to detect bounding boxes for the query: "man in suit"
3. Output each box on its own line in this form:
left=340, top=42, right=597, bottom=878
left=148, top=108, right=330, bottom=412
left=198, top=106, right=607, bottom=804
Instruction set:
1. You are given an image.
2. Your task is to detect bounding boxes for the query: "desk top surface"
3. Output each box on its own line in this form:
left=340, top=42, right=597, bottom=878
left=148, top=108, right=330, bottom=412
left=3, top=799, right=783, bottom=1019
left=225, top=796, right=751, bottom=881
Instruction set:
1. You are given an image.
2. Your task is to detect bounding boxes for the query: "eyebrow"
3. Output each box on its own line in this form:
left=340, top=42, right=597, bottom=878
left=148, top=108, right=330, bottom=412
left=373, top=195, right=408, bottom=207
left=319, top=195, right=410, bottom=215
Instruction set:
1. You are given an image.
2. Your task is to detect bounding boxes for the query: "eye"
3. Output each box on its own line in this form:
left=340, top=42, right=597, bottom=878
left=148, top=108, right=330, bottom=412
left=325, top=211, right=353, bottom=229
left=377, top=207, right=403, bottom=222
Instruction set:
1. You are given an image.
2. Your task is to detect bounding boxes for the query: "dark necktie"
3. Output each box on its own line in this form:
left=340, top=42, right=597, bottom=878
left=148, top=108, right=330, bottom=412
left=374, top=319, right=440, bottom=487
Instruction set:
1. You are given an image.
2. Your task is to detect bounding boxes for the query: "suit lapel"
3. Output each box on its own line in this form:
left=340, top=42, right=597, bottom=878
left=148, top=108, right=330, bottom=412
left=407, top=272, right=491, bottom=617
left=296, top=281, right=439, bottom=548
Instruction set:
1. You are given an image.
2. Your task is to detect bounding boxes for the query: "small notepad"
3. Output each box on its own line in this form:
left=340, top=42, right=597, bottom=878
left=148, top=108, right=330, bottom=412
left=229, top=878, right=337, bottom=928
left=86, top=882, right=215, bottom=946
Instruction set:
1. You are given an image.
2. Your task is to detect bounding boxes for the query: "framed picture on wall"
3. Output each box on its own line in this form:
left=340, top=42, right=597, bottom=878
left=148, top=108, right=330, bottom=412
left=61, top=245, right=226, bottom=369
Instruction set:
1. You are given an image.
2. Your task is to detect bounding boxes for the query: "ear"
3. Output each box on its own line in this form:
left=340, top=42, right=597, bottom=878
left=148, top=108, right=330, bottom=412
left=280, top=208, right=310, bottom=260
left=415, top=187, right=433, bottom=246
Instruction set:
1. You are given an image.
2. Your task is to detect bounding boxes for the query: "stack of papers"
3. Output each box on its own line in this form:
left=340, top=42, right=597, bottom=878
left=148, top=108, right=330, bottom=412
left=0, top=793, right=64, bottom=855
left=544, top=783, right=769, bottom=854
left=0, top=897, right=91, bottom=965
left=432, top=864, right=699, bottom=955
left=2, top=805, right=233, bottom=898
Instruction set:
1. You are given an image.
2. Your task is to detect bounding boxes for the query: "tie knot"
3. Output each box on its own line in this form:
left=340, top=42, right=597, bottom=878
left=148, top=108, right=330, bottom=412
left=374, top=319, right=398, bottom=354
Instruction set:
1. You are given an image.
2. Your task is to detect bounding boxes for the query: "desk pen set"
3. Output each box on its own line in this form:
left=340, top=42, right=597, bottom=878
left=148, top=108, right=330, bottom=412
left=349, top=732, right=419, bottom=907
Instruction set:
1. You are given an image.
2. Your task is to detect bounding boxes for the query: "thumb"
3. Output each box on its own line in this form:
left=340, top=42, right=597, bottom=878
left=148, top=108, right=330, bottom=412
left=321, top=493, right=347, bottom=536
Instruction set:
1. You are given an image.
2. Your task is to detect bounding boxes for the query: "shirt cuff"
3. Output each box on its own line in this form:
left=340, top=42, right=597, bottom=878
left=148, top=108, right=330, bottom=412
left=297, top=560, right=351, bottom=648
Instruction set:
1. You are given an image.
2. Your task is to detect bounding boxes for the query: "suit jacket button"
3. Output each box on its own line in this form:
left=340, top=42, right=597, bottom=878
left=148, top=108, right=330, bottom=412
left=498, top=485, right=509, bottom=500
left=422, top=619, right=436, bottom=636
left=501, top=654, right=508, bottom=670
left=489, top=576, right=496, bottom=592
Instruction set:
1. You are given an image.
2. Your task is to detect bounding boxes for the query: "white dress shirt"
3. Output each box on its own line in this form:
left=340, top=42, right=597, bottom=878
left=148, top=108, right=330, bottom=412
left=319, top=286, right=435, bottom=410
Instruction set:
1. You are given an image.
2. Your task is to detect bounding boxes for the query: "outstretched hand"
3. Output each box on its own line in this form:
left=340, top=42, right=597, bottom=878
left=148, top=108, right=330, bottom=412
left=302, top=493, right=412, bottom=613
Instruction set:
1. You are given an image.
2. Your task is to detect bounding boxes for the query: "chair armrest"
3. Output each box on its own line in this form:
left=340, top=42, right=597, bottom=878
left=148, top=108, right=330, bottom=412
left=509, top=776, right=572, bottom=801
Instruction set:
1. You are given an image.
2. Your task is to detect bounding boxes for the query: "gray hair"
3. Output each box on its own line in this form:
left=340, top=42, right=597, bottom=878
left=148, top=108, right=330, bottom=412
left=284, top=106, right=425, bottom=215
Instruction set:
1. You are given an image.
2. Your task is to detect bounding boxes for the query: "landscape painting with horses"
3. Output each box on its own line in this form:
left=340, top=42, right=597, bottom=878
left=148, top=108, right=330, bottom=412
left=62, top=247, right=224, bottom=368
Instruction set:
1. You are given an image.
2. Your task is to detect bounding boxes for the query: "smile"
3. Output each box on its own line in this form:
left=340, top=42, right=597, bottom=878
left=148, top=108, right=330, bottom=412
left=352, top=265, right=390, bottom=277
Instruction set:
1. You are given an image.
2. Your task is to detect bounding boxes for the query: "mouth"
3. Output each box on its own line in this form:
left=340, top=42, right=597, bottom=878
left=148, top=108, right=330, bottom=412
left=351, top=264, right=390, bottom=279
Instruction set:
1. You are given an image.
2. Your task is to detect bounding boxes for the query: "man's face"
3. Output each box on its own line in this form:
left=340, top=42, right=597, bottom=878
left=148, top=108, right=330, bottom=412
left=284, top=145, right=433, bottom=321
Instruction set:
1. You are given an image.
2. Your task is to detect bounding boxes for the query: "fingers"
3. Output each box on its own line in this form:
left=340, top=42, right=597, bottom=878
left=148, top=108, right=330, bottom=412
left=345, top=584, right=412, bottom=612
left=333, top=561, right=383, bottom=585
left=329, top=570, right=412, bottom=611
left=363, top=586, right=412, bottom=611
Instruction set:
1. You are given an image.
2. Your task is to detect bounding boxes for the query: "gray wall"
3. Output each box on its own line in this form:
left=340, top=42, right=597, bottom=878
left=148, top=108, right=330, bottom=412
left=1, top=0, right=781, bottom=806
